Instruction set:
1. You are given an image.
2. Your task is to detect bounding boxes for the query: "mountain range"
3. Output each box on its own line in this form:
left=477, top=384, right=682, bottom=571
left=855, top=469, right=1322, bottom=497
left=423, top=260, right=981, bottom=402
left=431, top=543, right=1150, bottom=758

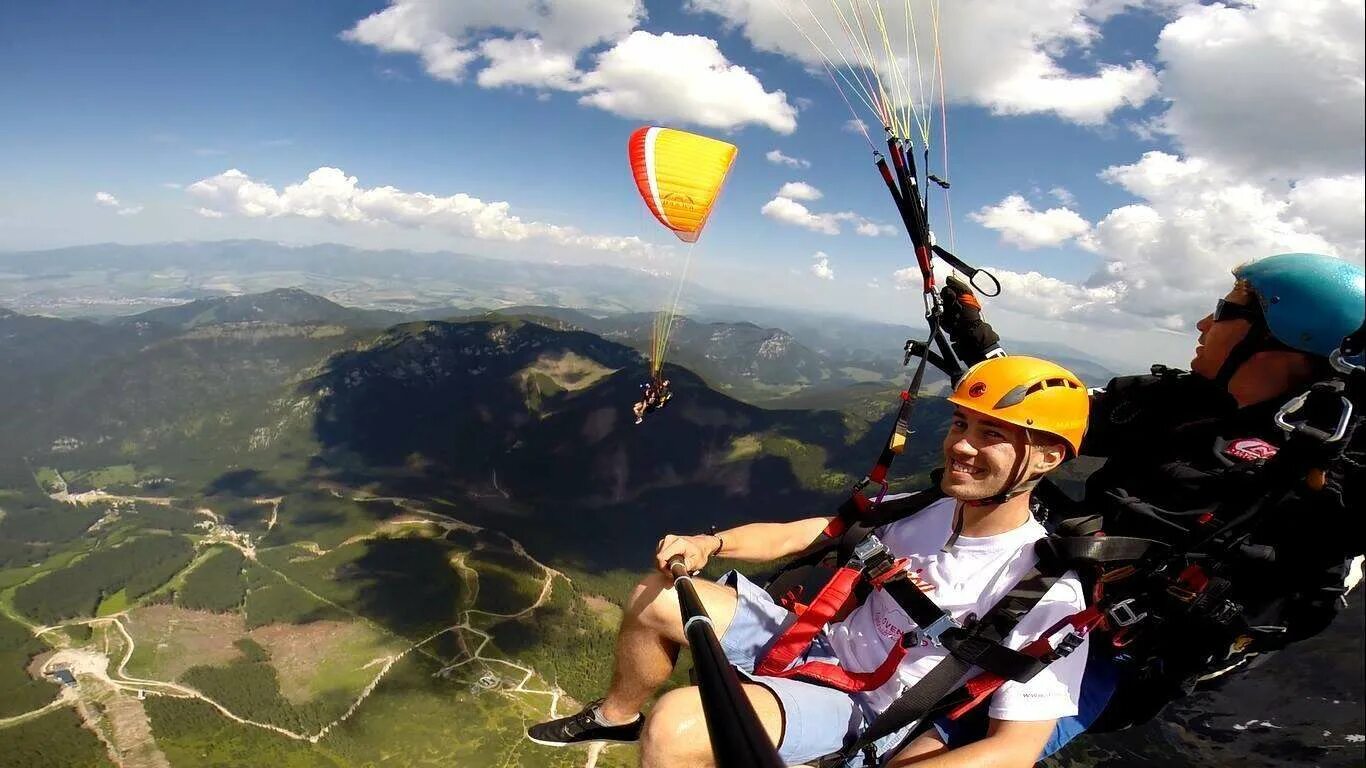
left=0, top=285, right=1354, bottom=768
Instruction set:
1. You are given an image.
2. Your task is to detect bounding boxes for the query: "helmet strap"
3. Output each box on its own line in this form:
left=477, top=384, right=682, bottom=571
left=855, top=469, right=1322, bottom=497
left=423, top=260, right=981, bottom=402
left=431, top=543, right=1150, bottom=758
left=963, top=435, right=1037, bottom=508
left=1214, top=320, right=1274, bottom=388
left=942, top=502, right=965, bottom=551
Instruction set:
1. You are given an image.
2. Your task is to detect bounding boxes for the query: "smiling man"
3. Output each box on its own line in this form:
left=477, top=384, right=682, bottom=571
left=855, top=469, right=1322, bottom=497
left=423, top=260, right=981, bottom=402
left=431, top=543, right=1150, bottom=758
left=527, top=356, right=1093, bottom=767
left=936, top=252, right=1366, bottom=744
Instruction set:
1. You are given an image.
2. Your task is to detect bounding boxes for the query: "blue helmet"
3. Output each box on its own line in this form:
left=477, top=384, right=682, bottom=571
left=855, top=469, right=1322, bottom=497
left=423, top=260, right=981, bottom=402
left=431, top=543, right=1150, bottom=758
left=1234, top=253, right=1365, bottom=358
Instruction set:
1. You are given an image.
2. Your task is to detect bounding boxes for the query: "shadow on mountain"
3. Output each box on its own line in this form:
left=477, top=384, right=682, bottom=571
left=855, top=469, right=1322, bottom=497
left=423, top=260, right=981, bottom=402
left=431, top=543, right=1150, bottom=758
left=298, top=317, right=962, bottom=570
left=337, top=536, right=467, bottom=638
left=307, top=320, right=642, bottom=476
left=204, top=469, right=285, bottom=497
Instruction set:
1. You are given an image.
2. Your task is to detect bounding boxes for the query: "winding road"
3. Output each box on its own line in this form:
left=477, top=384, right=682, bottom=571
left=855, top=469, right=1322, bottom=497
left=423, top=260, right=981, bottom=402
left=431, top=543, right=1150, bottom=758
left=7, top=486, right=605, bottom=766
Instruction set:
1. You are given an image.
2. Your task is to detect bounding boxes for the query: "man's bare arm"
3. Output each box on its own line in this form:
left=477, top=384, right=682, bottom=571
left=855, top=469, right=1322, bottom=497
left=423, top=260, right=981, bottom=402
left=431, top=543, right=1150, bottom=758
left=655, top=516, right=834, bottom=572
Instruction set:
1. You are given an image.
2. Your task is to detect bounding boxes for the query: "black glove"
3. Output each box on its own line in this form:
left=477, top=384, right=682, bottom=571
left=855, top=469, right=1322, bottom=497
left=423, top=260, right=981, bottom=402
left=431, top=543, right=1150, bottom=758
left=939, top=274, right=1001, bottom=365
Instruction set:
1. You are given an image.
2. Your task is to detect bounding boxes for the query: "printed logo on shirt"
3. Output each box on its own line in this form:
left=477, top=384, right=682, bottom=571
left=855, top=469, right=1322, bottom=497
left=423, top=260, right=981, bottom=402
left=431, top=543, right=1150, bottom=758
left=1224, top=437, right=1279, bottom=462
left=873, top=603, right=913, bottom=641
left=908, top=567, right=935, bottom=594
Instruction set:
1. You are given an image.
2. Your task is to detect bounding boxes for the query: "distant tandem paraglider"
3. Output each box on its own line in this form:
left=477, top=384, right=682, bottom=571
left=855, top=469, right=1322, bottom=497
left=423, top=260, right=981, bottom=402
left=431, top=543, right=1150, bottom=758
left=626, top=126, right=738, bottom=424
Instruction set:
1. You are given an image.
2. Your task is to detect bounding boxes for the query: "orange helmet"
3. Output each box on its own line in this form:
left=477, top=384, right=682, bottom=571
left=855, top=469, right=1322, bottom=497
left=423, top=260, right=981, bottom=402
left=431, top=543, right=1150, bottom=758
left=945, top=356, right=1089, bottom=457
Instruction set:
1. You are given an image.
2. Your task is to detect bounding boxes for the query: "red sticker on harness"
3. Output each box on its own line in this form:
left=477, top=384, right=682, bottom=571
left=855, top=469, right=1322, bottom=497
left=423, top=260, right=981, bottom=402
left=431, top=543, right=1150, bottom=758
left=1225, top=438, right=1278, bottom=462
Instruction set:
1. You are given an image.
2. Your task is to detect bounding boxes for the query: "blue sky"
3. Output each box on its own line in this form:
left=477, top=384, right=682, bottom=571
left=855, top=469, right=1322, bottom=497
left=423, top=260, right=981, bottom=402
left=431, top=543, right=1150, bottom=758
left=1, top=0, right=1361, bottom=367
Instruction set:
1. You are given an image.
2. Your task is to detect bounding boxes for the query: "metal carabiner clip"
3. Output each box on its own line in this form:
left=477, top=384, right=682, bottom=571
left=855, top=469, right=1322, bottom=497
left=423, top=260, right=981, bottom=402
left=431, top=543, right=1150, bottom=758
left=1329, top=347, right=1365, bottom=376
left=1274, top=389, right=1353, bottom=443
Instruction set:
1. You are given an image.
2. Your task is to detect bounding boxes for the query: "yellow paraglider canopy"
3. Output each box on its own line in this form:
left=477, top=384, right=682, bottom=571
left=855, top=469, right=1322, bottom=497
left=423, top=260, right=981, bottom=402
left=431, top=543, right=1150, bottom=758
left=627, top=126, right=738, bottom=376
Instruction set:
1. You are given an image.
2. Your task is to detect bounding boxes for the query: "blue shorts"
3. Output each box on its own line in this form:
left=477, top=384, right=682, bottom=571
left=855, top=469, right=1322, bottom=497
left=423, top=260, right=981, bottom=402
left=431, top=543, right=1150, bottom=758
left=716, top=571, right=913, bottom=765
left=933, top=652, right=1119, bottom=757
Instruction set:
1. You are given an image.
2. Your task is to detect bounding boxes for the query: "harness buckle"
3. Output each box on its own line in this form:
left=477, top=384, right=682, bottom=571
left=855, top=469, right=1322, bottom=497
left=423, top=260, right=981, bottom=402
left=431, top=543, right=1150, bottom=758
left=906, top=613, right=961, bottom=649
left=851, top=535, right=890, bottom=566
left=1107, top=598, right=1148, bottom=628
left=1055, top=632, right=1085, bottom=658
left=853, top=536, right=906, bottom=589
left=1205, top=599, right=1244, bottom=625
left=1274, top=386, right=1353, bottom=443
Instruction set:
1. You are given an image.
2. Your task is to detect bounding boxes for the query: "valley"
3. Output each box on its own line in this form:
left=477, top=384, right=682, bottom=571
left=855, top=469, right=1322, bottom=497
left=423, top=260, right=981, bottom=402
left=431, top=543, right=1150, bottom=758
left=0, top=285, right=1357, bottom=768
left=1, top=480, right=635, bottom=768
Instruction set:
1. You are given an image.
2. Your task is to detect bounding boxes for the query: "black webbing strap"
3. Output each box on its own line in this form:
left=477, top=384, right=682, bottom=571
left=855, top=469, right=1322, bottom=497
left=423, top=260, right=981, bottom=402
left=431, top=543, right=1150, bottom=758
left=882, top=577, right=952, bottom=629
left=1040, top=535, right=1164, bottom=566
left=839, top=544, right=1067, bottom=759
left=782, top=489, right=948, bottom=582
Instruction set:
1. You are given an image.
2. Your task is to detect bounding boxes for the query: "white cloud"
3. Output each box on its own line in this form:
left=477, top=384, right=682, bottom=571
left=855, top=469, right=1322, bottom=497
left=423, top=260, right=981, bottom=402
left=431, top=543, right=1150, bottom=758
left=810, top=251, right=834, bottom=280
left=969, top=194, right=1091, bottom=250
left=766, top=149, right=810, bottom=168
left=776, top=181, right=822, bottom=201
left=94, top=191, right=143, bottom=216
left=854, top=219, right=895, bottom=237
left=344, top=2, right=797, bottom=133
left=577, top=32, right=797, bottom=133
left=981, top=267, right=1131, bottom=325
left=979, top=61, right=1157, bottom=125
left=195, top=207, right=225, bottom=219
left=1079, top=151, right=1360, bottom=323
left=761, top=194, right=892, bottom=237
left=687, top=0, right=1159, bottom=125
left=843, top=118, right=869, bottom=135
left=1287, top=175, right=1366, bottom=255
left=762, top=196, right=839, bottom=235
left=1156, top=0, right=1365, bottom=178
left=343, top=0, right=641, bottom=83
left=891, top=266, right=921, bottom=291
left=898, top=148, right=1362, bottom=335
left=476, top=36, right=578, bottom=89
left=186, top=167, right=650, bottom=256
left=1049, top=186, right=1076, bottom=207
left=959, top=152, right=1360, bottom=332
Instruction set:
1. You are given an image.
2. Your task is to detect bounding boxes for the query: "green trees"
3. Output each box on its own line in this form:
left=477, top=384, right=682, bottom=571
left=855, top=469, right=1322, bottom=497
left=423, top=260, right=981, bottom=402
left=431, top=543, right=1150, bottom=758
left=0, top=709, right=113, bottom=768
left=12, top=535, right=193, bottom=624
left=178, top=547, right=248, bottom=612
left=0, top=496, right=102, bottom=569
left=0, top=614, right=58, bottom=718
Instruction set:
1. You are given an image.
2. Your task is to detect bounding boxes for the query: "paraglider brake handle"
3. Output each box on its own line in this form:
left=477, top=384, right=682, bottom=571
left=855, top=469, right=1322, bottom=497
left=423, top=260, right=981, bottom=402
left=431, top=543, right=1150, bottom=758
left=904, top=339, right=952, bottom=377
left=930, top=244, right=1001, bottom=297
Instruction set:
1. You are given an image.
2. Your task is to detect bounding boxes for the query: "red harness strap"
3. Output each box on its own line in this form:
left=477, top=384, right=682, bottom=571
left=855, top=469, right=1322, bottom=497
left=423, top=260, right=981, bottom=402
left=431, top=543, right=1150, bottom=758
left=946, top=606, right=1106, bottom=720
left=754, top=557, right=923, bottom=694
left=759, top=639, right=909, bottom=693
left=755, top=566, right=862, bottom=677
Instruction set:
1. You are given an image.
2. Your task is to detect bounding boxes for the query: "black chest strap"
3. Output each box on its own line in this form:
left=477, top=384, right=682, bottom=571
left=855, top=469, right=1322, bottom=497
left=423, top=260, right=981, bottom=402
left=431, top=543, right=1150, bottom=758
left=840, top=540, right=1069, bottom=759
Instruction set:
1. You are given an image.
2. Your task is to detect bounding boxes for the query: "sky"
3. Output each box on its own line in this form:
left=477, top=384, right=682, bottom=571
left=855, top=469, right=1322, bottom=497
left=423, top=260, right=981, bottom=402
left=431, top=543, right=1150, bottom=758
left=0, top=0, right=1362, bottom=367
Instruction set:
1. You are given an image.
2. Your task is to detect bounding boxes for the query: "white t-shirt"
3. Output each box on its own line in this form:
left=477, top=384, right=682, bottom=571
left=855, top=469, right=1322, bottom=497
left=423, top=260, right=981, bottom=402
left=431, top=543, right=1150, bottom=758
left=823, top=496, right=1088, bottom=722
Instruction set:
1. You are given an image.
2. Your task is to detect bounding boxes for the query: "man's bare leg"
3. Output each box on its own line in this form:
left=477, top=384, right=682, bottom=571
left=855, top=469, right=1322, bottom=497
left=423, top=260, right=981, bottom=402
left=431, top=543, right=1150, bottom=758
left=639, top=682, right=784, bottom=768
left=598, top=570, right=740, bottom=724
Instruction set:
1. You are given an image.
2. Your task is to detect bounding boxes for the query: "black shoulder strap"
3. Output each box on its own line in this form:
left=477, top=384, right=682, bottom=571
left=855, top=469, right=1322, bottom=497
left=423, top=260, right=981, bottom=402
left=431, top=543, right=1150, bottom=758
left=781, top=484, right=949, bottom=578
left=1040, top=534, right=1165, bottom=566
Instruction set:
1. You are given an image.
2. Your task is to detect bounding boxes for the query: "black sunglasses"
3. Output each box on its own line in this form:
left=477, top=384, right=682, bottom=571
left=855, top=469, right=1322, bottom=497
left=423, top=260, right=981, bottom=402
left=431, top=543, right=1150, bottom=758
left=1213, top=298, right=1261, bottom=324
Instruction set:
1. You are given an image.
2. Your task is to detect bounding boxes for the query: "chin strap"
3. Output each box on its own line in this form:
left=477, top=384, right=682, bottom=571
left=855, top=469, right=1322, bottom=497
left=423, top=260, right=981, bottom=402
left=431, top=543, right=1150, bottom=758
left=958, top=433, right=1040, bottom=512
left=941, top=503, right=965, bottom=551
left=1215, top=318, right=1293, bottom=389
